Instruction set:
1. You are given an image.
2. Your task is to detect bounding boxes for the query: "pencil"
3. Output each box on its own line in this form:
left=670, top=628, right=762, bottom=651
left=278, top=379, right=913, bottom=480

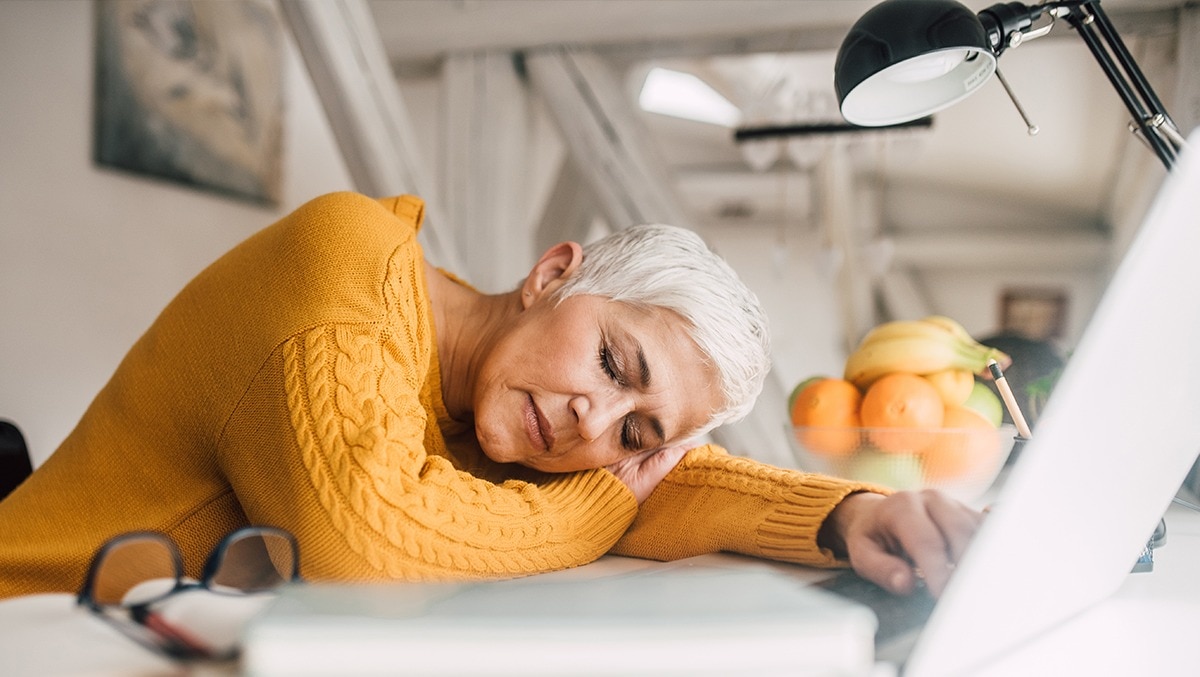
left=988, top=359, right=1033, bottom=439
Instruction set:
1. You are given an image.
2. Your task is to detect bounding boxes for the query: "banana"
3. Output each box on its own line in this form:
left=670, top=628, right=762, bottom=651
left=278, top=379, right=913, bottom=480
left=844, top=317, right=1010, bottom=390
left=856, top=318, right=961, bottom=346
left=920, top=315, right=974, bottom=342
left=920, top=314, right=1012, bottom=369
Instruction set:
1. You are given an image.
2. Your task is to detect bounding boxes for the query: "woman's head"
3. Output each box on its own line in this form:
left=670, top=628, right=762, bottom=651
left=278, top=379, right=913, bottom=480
left=550, top=224, right=771, bottom=437
left=468, top=223, right=771, bottom=474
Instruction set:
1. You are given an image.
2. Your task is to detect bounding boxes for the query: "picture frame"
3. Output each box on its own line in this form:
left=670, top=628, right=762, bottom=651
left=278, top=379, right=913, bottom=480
left=999, top=287, right=1068, bottom=341
left=93, top=0, right=285, bottom=206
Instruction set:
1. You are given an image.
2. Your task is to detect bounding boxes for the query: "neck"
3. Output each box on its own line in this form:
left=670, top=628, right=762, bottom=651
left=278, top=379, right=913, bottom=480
left=424, top=262, right=521, bottom=422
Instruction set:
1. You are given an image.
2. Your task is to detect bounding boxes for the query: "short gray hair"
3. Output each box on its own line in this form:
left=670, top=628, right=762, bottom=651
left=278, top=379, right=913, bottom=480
left=551, top=224, right=771, bottom=437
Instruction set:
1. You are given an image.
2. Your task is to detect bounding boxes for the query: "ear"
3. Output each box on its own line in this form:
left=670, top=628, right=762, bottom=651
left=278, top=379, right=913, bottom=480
left=520, top=241, right=582, bottom=309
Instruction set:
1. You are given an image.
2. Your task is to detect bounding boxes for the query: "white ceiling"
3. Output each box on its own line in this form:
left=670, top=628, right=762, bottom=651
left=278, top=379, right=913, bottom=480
left=365, top=0, right=1187, bottom=265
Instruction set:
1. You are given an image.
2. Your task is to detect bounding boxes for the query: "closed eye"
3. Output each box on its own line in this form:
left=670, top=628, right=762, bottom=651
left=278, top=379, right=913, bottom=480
left=599, top=344, right=643, bottom=450
left=621, top=416, right=642, bottom=451
left=598, top=344, right=628, bottom=387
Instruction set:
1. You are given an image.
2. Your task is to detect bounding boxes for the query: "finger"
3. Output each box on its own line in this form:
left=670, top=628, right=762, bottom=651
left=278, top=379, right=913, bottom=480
left=634, top=445, right=688, bottom=495
left=849, top=539, right=919, bottom=596
left=644, top=444, right=688, bottom=475
left=890, top=504, right=956, bottom=597
left=924, top=494, right=984, bottom=563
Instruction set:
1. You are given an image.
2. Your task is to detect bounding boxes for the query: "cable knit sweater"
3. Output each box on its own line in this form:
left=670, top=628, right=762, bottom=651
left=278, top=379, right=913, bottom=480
left=0, top=192, right=875, bottom=599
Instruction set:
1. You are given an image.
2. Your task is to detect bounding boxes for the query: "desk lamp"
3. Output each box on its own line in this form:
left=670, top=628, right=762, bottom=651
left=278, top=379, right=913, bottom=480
left=834, top=0, right=1187, bottom=169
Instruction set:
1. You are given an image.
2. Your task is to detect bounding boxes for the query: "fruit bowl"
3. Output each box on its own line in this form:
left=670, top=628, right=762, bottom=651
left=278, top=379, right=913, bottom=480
left=786, top=424, right=1019, bottom=503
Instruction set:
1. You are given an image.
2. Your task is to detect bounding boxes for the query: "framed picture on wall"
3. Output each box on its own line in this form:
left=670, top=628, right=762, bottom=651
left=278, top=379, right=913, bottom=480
left=93, top=0, right=284, bottom=206
left=999, top=287, right=1068, bottom=341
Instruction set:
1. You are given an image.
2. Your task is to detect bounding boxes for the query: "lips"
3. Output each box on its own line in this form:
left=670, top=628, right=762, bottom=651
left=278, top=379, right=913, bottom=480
left=524, top=396, right=554, bottom=451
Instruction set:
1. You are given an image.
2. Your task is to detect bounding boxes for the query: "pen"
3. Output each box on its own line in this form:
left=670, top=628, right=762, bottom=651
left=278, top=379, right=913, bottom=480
left=988, top=359, right=1033, bottom=440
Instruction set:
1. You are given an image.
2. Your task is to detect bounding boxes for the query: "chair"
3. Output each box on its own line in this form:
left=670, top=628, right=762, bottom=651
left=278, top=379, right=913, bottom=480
left=0, top=420, right=33, bottom=501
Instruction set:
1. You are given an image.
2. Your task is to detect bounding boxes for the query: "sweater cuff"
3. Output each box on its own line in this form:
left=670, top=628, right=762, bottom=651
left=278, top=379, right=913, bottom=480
left=539, top=469, right=639, bottom=555
left=757, top=475, right=890, bottom=567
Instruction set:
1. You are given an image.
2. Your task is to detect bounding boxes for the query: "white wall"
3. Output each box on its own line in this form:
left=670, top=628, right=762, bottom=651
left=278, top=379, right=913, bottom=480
left=0, top=0, right=354, bottom=465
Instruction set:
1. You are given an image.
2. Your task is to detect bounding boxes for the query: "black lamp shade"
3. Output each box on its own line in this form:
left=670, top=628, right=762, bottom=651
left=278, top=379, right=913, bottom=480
left=835, top=0, right=997, bottom=126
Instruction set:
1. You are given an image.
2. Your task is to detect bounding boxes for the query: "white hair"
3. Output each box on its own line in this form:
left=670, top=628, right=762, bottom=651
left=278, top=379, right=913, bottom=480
left=550, top=224, right=771, bottom=437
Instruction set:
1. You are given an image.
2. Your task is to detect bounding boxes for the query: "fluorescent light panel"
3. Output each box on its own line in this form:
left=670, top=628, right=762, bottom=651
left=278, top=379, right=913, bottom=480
left=638, top=67, right=741, bottom=127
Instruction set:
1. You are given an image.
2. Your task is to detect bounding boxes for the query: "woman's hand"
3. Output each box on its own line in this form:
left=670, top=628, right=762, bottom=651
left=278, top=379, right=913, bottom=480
left=605, top=445, right=690, bottom=504
left=819, top=490, right=984, bottom=598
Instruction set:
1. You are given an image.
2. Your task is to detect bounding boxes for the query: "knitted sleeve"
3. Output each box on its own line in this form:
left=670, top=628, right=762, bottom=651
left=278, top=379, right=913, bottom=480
left=261, top=321, right=636, bottom=581
left=218, top=193, right=638, bottom=583
left=609, top=445, right=886, bottom=567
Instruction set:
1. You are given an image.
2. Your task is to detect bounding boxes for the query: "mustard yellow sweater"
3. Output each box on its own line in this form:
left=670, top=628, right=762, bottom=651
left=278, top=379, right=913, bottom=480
left=0, top=193, right=874, bottom=599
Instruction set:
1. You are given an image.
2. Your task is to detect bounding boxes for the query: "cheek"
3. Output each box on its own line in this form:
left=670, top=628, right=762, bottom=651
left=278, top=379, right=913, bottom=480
left=554, top=443, right=625, bottom=472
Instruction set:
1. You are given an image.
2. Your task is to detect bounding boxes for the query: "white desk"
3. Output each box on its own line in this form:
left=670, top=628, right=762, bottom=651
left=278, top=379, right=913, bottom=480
left=967, top=499, right=1200, bottom=676
left=3, top=501, right=1199, bottom=676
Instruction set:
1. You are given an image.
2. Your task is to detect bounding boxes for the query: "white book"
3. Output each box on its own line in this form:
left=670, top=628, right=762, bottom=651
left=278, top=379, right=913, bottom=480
left=241, top=556, right=877, bottom=677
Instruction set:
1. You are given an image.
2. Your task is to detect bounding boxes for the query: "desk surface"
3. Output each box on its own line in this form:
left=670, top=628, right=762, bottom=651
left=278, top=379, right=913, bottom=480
left=3, top=501, right=1199, bottom=676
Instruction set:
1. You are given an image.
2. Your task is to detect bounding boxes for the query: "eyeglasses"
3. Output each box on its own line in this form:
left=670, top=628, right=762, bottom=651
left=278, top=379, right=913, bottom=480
left=77, top=526, right=301, bottom=661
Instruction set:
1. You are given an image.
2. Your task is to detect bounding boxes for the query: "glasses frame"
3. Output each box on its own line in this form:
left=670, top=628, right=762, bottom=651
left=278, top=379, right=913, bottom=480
left=77, top=525, right=301, bottom=661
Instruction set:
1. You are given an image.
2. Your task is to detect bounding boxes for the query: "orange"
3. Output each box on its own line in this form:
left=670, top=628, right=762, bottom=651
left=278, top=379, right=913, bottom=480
left=860, top=372, right=944, bottom=453
left=922, top=405, right=1002, bottom=481
left=923, top=369, right=974, bottom=406
left=789, top=377, right=862, bottom=457
left=787, top=375, right=829, bottom=414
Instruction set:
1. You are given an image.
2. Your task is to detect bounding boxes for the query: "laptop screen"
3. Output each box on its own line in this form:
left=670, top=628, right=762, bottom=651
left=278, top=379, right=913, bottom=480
left=904, top=133, right=1200, bottom=677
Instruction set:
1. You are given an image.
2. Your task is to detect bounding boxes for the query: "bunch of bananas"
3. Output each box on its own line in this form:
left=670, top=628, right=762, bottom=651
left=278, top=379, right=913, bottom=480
left=843, top=316, right=1010, bottom=390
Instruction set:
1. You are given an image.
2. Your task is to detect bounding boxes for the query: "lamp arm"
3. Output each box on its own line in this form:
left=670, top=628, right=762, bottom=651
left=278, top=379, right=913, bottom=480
left=978, top=1, right=1182, bottom=169
left=1063, top=1, right=1181, bottom=168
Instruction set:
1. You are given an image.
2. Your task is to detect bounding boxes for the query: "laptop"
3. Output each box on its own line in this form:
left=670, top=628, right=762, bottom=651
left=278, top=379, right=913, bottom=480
left=895, top=131, right=1200, bottom=676
left=242, top=132, right=1200, bottom=677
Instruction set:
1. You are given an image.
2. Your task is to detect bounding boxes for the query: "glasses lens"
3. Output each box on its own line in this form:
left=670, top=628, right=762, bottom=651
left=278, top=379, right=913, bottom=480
left=90, top=535, right=180, bottom=607
left=208, top=530, right=297, bottom=594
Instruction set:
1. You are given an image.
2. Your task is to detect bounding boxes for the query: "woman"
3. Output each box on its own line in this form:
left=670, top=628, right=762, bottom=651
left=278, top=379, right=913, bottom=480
left=0, top=192, right=977, bottom=600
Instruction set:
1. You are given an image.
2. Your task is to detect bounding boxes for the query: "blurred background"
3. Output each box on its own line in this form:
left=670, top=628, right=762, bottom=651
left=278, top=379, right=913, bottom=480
left=1, top=0, right=1194, bottom=466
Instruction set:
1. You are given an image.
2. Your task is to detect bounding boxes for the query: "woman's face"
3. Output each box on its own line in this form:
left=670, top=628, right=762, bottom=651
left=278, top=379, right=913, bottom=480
left=472, top=294, right=722, bottom=473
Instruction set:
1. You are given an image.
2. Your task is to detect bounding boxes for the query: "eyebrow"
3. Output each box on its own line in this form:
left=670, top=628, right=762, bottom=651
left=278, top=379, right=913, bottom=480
left=635, top=345, right=652, bottom=389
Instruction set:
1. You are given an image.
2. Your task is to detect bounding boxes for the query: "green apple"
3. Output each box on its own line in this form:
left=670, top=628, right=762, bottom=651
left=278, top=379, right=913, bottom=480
left=963, top=381, right=1004, bottom=427
left=849, top=450, right=923, bottom=490
left=787, top=375, right=831, bottom=416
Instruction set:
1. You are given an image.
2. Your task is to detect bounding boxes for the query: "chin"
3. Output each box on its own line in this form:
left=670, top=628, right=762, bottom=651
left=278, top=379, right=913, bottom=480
left=476, top=431, right=531, bottom=467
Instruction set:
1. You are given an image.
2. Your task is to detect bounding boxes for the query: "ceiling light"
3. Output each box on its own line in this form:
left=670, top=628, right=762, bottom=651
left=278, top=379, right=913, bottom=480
left=638, top=67, right=741, bottom=127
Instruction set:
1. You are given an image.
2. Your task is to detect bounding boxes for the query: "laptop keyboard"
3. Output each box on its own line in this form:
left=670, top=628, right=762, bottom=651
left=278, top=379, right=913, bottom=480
left=816, top=571, right=936, bottom=647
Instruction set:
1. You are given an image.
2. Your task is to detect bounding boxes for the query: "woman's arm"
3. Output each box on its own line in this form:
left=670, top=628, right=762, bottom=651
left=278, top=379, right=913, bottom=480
left=612, top=445, right=982, bottom=596
left=202, top=192, right=642, bottom=583
left=609, top=445, right=877, bottom=567
left=219, top=317, right=640, bottom=583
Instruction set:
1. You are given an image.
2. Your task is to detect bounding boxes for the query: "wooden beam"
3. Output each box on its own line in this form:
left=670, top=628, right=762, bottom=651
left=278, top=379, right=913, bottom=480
left=888, top=231, right=1111, bottom=270
left=877, top=270, right=933, bottom=321
left=523, top=47, right=693, bottom=231
left=442, top=52, right=537, bottom=292
left=278, top=0, right=463, bottom=271
left=817, top=142, right=876, bottom=351
left=1174, top=6, right=1200, bottom=137
left=535, top=157, right=601, bottom=252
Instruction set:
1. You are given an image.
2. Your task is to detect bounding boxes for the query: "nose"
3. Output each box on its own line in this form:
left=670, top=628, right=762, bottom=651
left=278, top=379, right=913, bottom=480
left=570, top=390, right=632, bottom=442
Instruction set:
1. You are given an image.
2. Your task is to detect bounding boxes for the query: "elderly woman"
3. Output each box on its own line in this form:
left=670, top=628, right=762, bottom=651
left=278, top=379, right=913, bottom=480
left=0, top=192, right=977, bottom=600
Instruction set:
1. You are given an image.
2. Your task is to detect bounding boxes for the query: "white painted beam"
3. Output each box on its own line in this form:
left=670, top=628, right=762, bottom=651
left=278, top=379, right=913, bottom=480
left=887, top=230, right=1110, bottom=269
left=877, top=270, right=933, bottom=321
left=278, top=0, right=463, bottom=272
left=1174, top=6, right=1200, bottom=139
left=442, top=52, right=536, bottom=292
left=523, top=47, right=692, bottom=231
left=535, top=157, right=600, bottom=252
